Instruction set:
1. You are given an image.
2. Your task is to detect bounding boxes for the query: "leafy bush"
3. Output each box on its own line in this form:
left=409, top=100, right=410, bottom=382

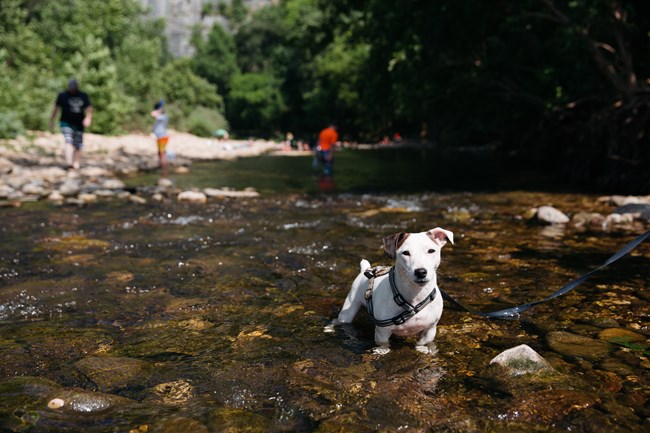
left=0, top=111, right=25, bottom=138
left=228, top=72, right=285, bottom=131
left=185, top=106, right=229, bottom=137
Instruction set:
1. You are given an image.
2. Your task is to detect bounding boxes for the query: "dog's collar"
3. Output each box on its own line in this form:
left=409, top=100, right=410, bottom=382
left=364, top=266, right=437, bottom=327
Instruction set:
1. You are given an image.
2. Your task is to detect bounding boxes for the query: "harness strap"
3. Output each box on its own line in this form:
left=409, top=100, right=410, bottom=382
left=365, top=266, right=438, bottom=327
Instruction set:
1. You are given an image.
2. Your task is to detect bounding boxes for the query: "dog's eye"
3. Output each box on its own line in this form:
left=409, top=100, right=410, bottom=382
left=428, top=249, right=436, bottom=254
left=401, top=251, right=410, bottom=256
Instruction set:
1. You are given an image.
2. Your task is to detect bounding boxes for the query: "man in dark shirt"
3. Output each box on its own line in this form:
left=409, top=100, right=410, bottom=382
left=49, top=79, right=93, bottom=169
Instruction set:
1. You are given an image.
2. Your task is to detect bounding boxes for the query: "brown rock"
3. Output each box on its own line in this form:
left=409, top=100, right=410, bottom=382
left=546, top=331, right=610, bottom=360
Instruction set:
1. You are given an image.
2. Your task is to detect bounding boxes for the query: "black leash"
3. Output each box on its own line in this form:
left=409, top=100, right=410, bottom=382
left=439, top=228, right=650, bottom=320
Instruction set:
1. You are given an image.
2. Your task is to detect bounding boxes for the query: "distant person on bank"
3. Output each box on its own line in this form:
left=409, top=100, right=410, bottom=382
left=49, top=79, right=93, bottom=170
left=151, top=99, right=169, bottom=178
left=318, top=124, right=338, bottom=176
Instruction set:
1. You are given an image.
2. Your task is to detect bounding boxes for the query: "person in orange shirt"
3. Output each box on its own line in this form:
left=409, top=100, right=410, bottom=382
left=317, top=124, right=338, bottom=175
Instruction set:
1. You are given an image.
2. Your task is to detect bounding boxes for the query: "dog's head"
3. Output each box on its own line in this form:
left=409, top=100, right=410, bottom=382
left=383, top=228, right=454, bottom=285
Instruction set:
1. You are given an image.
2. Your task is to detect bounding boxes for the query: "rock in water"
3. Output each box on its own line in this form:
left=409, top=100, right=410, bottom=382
left=546, top=331, right=610, bottom=360
left=489, top=344, right=553, bottom=376
left=157, top=177, right=173, bottom=187
left=177, top=191, right=207, bottom=203
left=534, top=206, right=570, bottom=224
left=612, top=203, right=650, bottom=221
left=74, top=356, right=154, bottom=392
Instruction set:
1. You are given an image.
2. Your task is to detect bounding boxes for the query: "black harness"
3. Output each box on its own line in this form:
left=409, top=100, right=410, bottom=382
left=364, top=266, right=438, bottom=327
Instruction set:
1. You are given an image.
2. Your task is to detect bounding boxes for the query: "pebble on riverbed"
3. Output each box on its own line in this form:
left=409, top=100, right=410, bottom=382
left=47, top=398, right=65, bottom=409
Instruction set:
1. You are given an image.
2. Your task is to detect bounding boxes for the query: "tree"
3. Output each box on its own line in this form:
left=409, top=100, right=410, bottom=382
left=62, top=35, right=135, bottom=134
left=192, top=24, right=239, bottom=95
left=228, top=72, right=286, bottom=131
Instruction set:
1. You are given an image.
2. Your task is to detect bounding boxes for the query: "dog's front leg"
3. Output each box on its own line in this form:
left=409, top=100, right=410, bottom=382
left=415, top=326, right=438, bottom=355
left=372, top=327, right=392, bottom=355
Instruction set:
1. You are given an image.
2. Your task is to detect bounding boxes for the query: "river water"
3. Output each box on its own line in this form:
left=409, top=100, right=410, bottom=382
left=0, top=149, right=648, bottom=432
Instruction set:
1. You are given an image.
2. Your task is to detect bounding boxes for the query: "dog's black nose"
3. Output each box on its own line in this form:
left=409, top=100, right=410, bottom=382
left=414, top=268, right=427, bottom=280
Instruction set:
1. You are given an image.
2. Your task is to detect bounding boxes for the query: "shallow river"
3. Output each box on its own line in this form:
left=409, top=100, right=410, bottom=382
left=0, top=149, right=648, bottom=432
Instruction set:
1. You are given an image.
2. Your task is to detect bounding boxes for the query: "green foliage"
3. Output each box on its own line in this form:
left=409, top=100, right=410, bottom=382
left=0, top=0, right=227, bottom=135
left=0, top=111, right=25, bottom=139
left=192, top=24, right=239, bottom=94
left=228, top=73, right=285, bottom=131
left=185, top=106, right=229, bottom=138
left=159, top=58, right=224, bottom=113
left=61, top=35, right=135, bottom=134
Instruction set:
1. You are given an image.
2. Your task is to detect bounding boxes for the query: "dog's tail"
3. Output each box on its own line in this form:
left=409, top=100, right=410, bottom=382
left=359, top=259, right=371, bottom=273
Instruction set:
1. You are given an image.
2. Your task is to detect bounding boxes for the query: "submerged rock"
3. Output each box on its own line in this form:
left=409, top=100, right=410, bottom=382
left=597, top=328, right=646, bottom=344
left=152, top=416, right=209, bottom=433
left=207, top=407, right=270, bottom=433
left=546, top=331, right=610, bottom=360
left=612, top=203, right=650, bottom=221
left=533, top=206, right=569, bottom=224
left=177, top=190, right=207, bottom=203
left=53, top=387, right=134, bottom=413
left=74, top=356, right=154, bottom=392
left=0, top=376, right=61, bottom=404
left=146, top=380, right=193, bottom=406
left=489, top=344, right=553, bottom=376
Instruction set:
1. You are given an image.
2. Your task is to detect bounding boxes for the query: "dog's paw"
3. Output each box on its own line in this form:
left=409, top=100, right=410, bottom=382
left=415, top=344, right=438, bottom=355
left=323, top=324, right=336, bottom=333
left=371, top=346, right=391, bottom=355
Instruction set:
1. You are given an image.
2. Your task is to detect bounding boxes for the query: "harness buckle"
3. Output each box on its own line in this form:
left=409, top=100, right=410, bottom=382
left=392, top=316, right=406, bottom=325
left=393, top=293, right=407, bottom=307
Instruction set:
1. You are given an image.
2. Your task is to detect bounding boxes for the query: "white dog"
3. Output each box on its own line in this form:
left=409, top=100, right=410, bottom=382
left=326, top=228, right=454, bottom=354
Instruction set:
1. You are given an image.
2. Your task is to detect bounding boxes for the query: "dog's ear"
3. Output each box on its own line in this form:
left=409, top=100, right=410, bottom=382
left=383, top=232, right=410, bottom=259
left=427, top=227, right=454, bottom=246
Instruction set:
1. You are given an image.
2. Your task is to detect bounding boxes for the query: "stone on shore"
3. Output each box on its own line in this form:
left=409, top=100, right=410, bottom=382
left=47, top=191, right=64, bottom=202
left=158, top=177, right=173, bottom=187
left=78, top=193, right=98, bottom=204
left=178, top=191, right=207, bottom=203
left=58, top=179, right=82, bottom=196
left=129, top=195, right=147, bottom=204
left=101, top=179, right=125, bottom=190
left=204, top=187, right=260, bottom=198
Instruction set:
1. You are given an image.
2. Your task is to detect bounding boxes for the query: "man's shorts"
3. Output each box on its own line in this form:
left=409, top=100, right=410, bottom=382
left=157, top=136, right=169, bottom=154
left=61, top=125, right=84, bottom=150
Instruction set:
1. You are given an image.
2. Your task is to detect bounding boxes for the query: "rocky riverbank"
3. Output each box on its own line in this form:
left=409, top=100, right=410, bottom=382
left=0, top=131, right=277, bottom=207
